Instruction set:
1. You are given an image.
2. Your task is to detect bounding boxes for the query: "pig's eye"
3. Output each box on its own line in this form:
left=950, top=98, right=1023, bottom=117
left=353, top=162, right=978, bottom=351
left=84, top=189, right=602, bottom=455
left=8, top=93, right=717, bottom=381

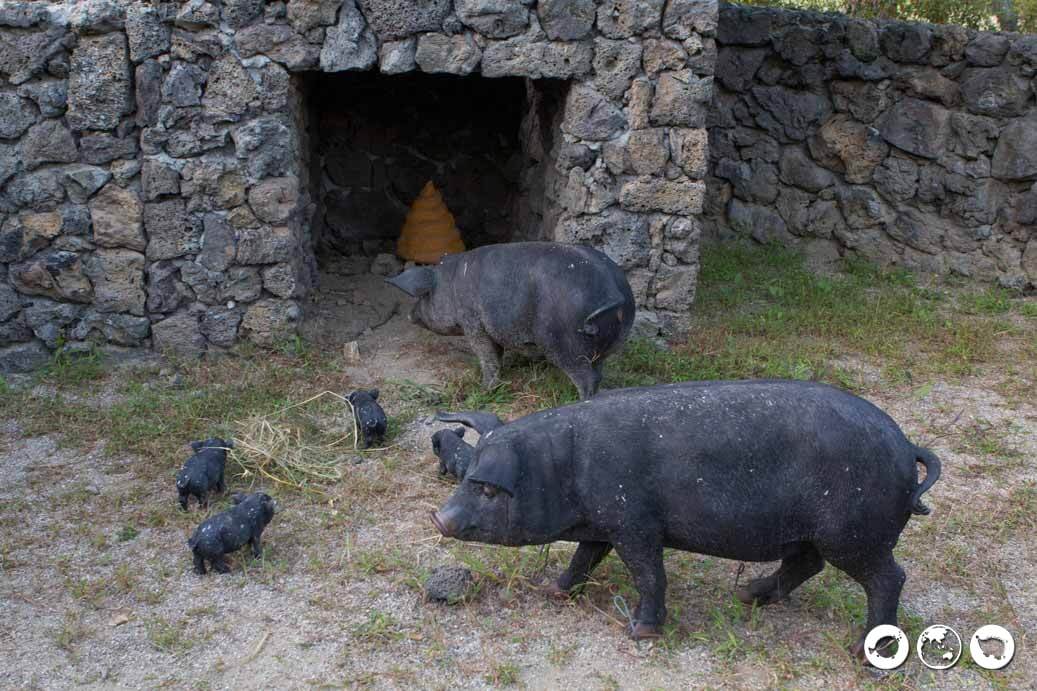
left=481, top=484, right=498, bottom=498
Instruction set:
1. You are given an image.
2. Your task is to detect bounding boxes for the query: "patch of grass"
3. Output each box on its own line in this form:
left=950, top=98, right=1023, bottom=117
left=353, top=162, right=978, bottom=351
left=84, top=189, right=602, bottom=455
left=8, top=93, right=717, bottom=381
left=54, top=610, right=90, bottom=653
left=146, top=617, right=194, bottom=653
left=352, top=611, right=406, bottom=645
left=117, top=525, right=139, bottom=542
left=485, top=662, right=519, bottom=687
left=37, top=345, right=107, bottom=386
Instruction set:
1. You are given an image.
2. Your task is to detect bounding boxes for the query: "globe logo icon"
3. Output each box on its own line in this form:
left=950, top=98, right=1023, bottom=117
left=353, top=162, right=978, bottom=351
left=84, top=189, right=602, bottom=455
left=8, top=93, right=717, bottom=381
left=916, top=625, right=962, bottom=669
left=970, top=625, right=1015, bottom=670
left=863, top=625, right=910, bottom=669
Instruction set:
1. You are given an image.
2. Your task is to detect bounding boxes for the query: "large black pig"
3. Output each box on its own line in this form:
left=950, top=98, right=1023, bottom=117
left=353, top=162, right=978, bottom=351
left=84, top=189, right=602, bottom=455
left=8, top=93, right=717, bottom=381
left=385, top=242, right=636, bottom=399
left=430, top=380, right=941, bottom=657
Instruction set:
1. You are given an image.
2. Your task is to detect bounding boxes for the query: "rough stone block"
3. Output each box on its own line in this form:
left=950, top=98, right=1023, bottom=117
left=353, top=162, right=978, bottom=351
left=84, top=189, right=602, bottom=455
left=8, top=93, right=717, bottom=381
left=538, top=0, right=595, bottom=41
left=90, top=183, right=145, bottom=250
left=67, top=32, right=133, bottom=131
left=10, top=250, right=93, bottom=303
left=82, top=248, right=146, bottom=315
left=145, top=199, right=202, bottom=260
left=236, top=225, right=294, bottom=265
left=651, top=70, right=712, bottom=128
left=415, top=33, right=481, bottom=75
left=320, top=0, right=377, bottom=71
left=152, top=310, right=206, bottom=356
left=241, top=298, right=301, bottom=345
left=620, top=177, right=705, bottom=214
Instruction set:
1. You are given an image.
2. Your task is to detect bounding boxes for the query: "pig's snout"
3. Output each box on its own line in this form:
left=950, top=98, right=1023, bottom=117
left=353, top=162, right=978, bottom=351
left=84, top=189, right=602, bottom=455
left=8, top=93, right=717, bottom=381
left=431, top=509, right=457, bottom=537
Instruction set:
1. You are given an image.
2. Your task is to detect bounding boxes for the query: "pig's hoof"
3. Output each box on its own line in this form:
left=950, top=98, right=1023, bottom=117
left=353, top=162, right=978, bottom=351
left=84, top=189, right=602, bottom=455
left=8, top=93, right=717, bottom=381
left=734, top=584, right=780, bottom=606
left=630, top=622, right=662, bottom=640
left=542, top=581, right=571, bottom=600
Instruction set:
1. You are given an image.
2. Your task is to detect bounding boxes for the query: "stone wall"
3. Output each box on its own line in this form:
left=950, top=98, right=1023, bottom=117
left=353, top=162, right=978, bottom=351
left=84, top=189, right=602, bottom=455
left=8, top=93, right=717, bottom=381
left=0, top=0, right=718, bottom=371
left=706, top=3, right=1037, bottom=288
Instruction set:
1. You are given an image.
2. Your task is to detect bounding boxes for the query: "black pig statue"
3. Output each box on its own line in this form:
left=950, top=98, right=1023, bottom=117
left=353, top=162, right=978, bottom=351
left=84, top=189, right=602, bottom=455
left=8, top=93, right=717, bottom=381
left=431, top=380, right=941, bottom=658
left=188, top=492, right=277, bottom=574
left=176, top=438, right=233, bottom=510
left=386, top=242, right=635, bottom=399
left=348, top=389, right=387, bottom=448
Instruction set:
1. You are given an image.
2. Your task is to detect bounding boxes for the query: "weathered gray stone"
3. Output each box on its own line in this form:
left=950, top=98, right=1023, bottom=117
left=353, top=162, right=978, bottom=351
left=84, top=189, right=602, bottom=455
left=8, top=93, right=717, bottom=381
left=124, top=5, right=170, bottom=62
left=966, top=33, right=1010, bottom=67
left=145, top=200, right=202, bottom=260
left=223, top=0, right=266, bottom=29
left=873, top=156, right=919, bottom=202
left=82, top=249, right=146, bottom=315
left=717, top=5, right=771, bottom=47
left=79, top=133, right=138, bottom=165
left=597, top=0, right=664, bottom=39
left=481, top=35, right=592, bottom=79
left=23, top=299, right=82, bottom=349
left=879, top=96, right=951, bottom=160
left=166, top=121, right=229, bottom=159
left=89, top=183, right=145, bottom=252
left=176, top=1, right=220, bottom=30
left=886, top=208, right=946, bottom=255
left=142, top=158, right=181, bottom=201
left=620, top=177, right=705, bottom=214
left=836, top=186, right=895, bottom=230
left=879, top=22, right=932, bottom=64
left=202, top=55, right=257, bottom=121
left=669, top=128, right=708, bottom=179
left=538, top=0, right=595, bottom=41
left=0, top=314, right=33, bottom=346
left=415, top=33, right=481, bottom=75
left=0, top=143, right=19, bottom=188
left=830, top=80, right=890, bottom=123
left=200, top=306, right=242, bottom=347
left=71, top=310, right=150, bottom=347
left=626, top=77, right=653, bottom=129
left=455, top=0, right=528, bottom=38
left=67, top=32, right=132, bottom=132
left=809, top=114, right=888, bottom=184
left=162, top=61, right=205, bottom=107
left=220, top=267, right=263, bottom=302
left=320, top=0, right=377, bottom=72
left=152, top=310, right=206, bottom=356
left=651, top=70, right=712, bottom=127
left=232, top=116, right=294, bottom=182
left=0, top=93, right=37, bottom=139
left=145, top=260, right=187, bottom=314
left=68, top=0, right=124, bottom=35
left=199, top=214, right=236, bottom=272
left=728, top=197, right=791, bottom=244
left=247, top=178, right=299, bottom=224
left=775, top=187, right=843, bottom=239
left=776, top=25, right=819, bottom=67
left=897, top=66, right=960, bottom=107
left=424, top=565, right=473, bottom=603
left=241, top=298, right=301, bottom=345
left=260, top=63, right=292, bottom=113
left=235, top=23, right=295, bottom=57
left=562, top=84, right=627, bottom=140
left=594, top=38, right=643, bottom=100
left=179, top=261, right=221, bottom=304
left=643, top=38, right=687, bottom=77
left=379, top=38, right=417, bottom=74
left=10, top=250, right=93, bottom=303
left=0, top=341, right=50, bottom=373
left=749, top=85, right=829, bottom=142
left=357, top=0, right=453, bottom=40
left=236, top=225, right=294, bottom=264
left=0, top=15, right=68, bottom=85
left=134, top=60, right=163, bottom=127
left=5, top=170, right=66, bottom=210
left=662, top=0, right=717, bottom=40
left=555, top=208, right=651, bottom=269
left=960, top=67, right=1032, bottom=117
left=653, top=262, right=698, bottom=312
left=992, top=117, right=1037, bottom=181
left=64, top=165, right=112, bottom=203
left=0, top=212, right=62, bottom=263
left=20, top=120, right=77, bottom=170
left=778, top=147, right=834, bottom=192
left=0, top=284, right=23, bottom=323
left=16, top=81, right=67, bottom=118
left=262, top=261, right=307, bottom=298
left=286, top=0, right=339, bottom=33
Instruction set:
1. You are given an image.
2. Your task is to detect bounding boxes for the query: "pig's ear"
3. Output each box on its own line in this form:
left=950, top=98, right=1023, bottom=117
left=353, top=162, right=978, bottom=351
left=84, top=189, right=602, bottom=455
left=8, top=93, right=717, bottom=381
left=452, top=427, right=466, bottom=439
left=385, top=267, right=436, bottom=297
left=435, top=410, right=504, bottom=434
left=368, top=389, right=379, bottom=400
left=231, top=492, right=246, bottom=504
left=467, top=444, right=519, bottom=496
left=190, top=440, right=204, bottom=451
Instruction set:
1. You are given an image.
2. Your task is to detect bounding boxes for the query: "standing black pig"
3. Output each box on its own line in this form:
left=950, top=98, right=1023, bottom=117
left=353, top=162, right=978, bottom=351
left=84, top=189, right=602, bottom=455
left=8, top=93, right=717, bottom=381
left=385, top=242, right=636, bottom=399
left=176, top=438, right=233, bottom=510
left=430, top=380, right=941, bottom=658
left=188, top=492, right=277, bottom=574
left=348, top=389, right=387, bottom=448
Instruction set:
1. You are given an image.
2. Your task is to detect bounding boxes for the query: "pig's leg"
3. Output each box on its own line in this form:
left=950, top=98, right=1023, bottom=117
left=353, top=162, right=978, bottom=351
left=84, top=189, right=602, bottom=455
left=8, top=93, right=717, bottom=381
left=211, top=555, right=231, bottom=574
left=464, top=327, right=502, bottom=389
left=551, top=541, right=613, bottom=596
left=833, top=552, right=906, bottom=660
left=193, top=552, right=207, bottom=575
left=735, top=544, right=825, bottom=606
left=250, top=534, right=263, bottom=559
left=613, top=538, right=667, bottom=639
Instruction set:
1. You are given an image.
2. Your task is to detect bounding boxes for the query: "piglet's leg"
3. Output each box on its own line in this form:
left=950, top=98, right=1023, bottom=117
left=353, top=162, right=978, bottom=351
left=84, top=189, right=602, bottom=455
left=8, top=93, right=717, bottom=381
left=211, top=556, right=231, bottom=574
left=613, top=537, right=667, bottom=640
left=250, top=534, right=263, bottom=559
left=551, top=541, right=613, bottom=596
left=464, top=326, right=502, bottom=390
left=193, top=553, right=207, bottom=575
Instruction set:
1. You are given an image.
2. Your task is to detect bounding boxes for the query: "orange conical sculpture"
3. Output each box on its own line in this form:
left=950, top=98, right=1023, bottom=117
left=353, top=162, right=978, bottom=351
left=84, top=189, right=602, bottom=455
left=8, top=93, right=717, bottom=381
left=396, top=181, right=465, bottom=264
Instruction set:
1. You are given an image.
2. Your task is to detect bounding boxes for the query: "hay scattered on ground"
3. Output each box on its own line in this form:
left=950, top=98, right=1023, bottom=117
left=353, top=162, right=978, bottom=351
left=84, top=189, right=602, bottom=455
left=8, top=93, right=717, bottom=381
left=229, top=391, right=358, bottom=492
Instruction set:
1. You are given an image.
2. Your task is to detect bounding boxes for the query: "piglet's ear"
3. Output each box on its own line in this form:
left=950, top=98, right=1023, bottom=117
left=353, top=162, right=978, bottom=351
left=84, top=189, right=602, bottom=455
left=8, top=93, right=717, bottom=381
left=190, top=440, right=204, bottom=451
left=453, top=427, right=466, bottom=439
left=231, top=493, right=246, bottom=504
left=385, top=267, right=436, bottom=298
left=466, top=445, right=519, bottom=497
left=435, top=410, right=504, bottom=434
left=368, top=389, right=379, bottom=400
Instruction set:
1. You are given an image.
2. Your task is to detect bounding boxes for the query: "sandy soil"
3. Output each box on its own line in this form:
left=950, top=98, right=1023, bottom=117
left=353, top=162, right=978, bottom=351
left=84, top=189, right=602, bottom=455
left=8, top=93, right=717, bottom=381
left=0, top=317, right=1034, bottom=690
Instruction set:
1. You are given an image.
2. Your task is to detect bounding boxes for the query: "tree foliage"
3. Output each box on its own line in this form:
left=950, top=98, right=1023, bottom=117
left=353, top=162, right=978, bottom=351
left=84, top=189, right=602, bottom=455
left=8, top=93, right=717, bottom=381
left=742, top=0, right=1037, bottom=32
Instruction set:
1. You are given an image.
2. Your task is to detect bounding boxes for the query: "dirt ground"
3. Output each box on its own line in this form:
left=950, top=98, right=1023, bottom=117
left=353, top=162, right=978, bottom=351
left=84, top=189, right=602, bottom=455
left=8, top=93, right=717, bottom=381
left=0, top=309, right=1034, bottom=690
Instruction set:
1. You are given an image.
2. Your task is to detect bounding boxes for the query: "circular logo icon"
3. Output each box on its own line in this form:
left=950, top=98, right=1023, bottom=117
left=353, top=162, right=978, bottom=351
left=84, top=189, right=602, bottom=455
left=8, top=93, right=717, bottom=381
left=970, top=625, right=1015, bottom=670
left=863, top=624, right=910, bottom=670
left=916, top=625, right=962, bottom=670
